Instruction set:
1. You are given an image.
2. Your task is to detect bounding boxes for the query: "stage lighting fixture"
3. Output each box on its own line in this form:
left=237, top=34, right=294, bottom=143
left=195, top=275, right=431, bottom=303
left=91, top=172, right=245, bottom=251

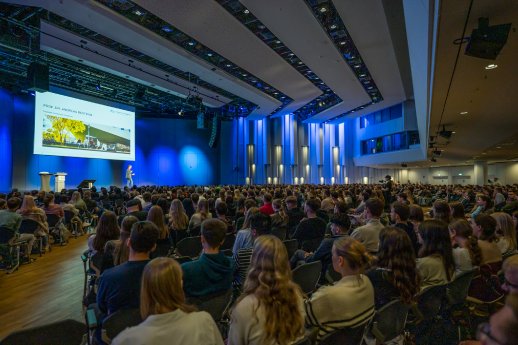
left=465, top=17, right=511, bottom=60
left=439, top=125, right=453, bottom=139
left=430, top=157, right=437, bottom=162
left=432, top=149, right=443, bottom=156
left=401, top=163, right=408, bottom=168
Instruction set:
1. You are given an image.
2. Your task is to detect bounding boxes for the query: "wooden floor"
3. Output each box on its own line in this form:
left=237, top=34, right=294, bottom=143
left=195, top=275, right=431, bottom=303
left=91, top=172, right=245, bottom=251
left=0, top=235, right=88, bottom=340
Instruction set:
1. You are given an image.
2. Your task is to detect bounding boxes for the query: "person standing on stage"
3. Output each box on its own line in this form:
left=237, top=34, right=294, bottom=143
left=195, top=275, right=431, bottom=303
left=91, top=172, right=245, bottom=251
left=126, top=165, right=135, bottom=188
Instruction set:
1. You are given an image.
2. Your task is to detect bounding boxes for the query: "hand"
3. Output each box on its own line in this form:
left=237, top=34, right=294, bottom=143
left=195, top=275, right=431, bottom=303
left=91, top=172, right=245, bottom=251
left=304, top=252, right=313, bottom=258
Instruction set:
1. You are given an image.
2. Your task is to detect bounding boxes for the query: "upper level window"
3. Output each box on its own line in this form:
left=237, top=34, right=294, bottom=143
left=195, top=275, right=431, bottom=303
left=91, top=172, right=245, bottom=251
left=359, top=104, right=402, bottom=129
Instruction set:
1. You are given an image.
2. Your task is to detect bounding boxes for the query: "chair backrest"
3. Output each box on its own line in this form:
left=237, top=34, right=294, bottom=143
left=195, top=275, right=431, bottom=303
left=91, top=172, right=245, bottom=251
left=189, top=225, right=201, bottom=237
left=150, top=240, right=172, bottom=259
left=0, top=226, right=16, bottom=244
left=325, top=267, right=342, bottom=284
left=220, top=233, right=236, bottom=250
left=369, top=299, right=410, bottom=343
left=19, top=218, right=40, bottom=234
left=64, top=210, right=75, bottom=223
left=46, top=213, right=61, bottom=227
left=447, top=269, right=476, bottom=306
left=1, top=319, right=85, bottom=345
left=292, top=261, right=323, bottom=294
left=102, top=308, right=142, bottom=341
left=416, top=284, right=447, bottom=322
left=283, top=239, right=298, bottom=258
left=319, top=323, right=367, bottom=345
left=176, top=236, right=203, bottom=258
left=190, top=289, right=232, bottom=321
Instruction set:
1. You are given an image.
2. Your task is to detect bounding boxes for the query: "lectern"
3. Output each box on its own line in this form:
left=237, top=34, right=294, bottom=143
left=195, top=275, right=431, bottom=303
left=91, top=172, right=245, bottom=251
left=54, top=172, right=67, bottom=192
left=38, top=172, right=52, bottom=192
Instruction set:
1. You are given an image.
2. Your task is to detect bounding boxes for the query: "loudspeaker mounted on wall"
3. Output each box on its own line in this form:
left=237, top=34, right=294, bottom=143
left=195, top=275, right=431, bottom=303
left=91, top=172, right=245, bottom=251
left=27, top=62, right=49, bottom=92
left=197, top=112, right=206, bottom=129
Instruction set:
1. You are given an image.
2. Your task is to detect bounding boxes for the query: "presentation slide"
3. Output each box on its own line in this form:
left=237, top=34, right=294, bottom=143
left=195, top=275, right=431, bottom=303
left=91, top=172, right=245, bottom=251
left=34, top=91, right=135, bottom=161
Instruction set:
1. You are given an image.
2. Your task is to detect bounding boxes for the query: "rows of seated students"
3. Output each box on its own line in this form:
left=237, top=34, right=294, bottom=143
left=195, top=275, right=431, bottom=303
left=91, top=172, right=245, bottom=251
left=0, top=189, right=94, bottom=262
left=68, top=182, right=518, bottom=344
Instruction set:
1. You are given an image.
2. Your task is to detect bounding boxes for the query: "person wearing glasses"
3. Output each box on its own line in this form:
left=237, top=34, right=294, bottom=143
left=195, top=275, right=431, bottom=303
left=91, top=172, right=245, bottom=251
left=460, top=292, right=518, bottom=345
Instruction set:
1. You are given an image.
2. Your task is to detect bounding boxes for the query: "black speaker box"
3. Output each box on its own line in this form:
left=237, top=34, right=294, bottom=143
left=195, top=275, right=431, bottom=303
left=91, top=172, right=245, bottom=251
left=27, top=62, right=49, bottom=92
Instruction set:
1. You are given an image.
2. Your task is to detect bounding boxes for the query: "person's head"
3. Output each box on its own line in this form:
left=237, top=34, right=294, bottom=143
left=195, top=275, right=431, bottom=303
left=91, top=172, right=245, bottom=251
left=127, top=165, right=132, bottom=170
left=432, top=200, right=451, bottom=224
left=215, top=201, right=227, bottom=217
left=71, top=191, right=82, bottom=202
left=397, top=193, right=408, bottom=203
left=128, top=221, right=159, bottom=255
left=418, top=220, right=455, bottom=280
left=409, top=205, right=424, bottom=223
left=472, top=214, right=498, bottom=242
left=147, top=206, right=167, bottom=239
left=492, top=212, right=517, bottom=251
left=140, top=257, right=195, bottom=319
left=169, top=199, right=185, bottom=216
left=477, top=194, right=492, bottom=209
left=377, top=227, right=420, bottom=304
left=449, top=202, right=465, bottom=219
left=304, top=198, right=320, bottom=215
left=240, top=235, right=304, bottom=345
left=365, top=198, right=384, bottom=219
left=390, top=201, right=410, bottom=223
left=142, top=192, right=152, bottom=203
left=197, top=199, right=208, bottom=214
left=93, top=211, right=120, bottom=252
left=502, top=256, right=518, bottom=294
left=0, top=199, right=6, bottom=210
left=121, top=215, right=139, bottom=235
left=329, top=214, right=351, bottom=235
left=285, top=195, right=297, bottom=209
left=250, top=212, right=271, bottom=238
left=332, top=237, right=372, bottom=276
left=385, top=175, right=392, bottom=181
left=272, top=199, right=283, bottom=212
left=477, top=292, right=518, bottom=345
left=126, top=199, right=142, bottom=212
left=449, top=219, right=482, bottom=267
left=7, top=197, right=21, bottom=211
left=200, top=218, right=227, bottom=250
left=263, top=193, right=272, bottom=204
left=334, top=201, right=348, bottom=214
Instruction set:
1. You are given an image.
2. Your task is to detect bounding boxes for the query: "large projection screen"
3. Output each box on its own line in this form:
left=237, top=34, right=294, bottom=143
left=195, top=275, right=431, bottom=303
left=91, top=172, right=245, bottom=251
left=34, top=91, right=135, bottom=161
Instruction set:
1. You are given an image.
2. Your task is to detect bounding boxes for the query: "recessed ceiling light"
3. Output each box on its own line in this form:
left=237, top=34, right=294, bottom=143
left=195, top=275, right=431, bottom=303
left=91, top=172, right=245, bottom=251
left=298, top=61, right=303, bottom=64
left=460, top=111, right=468, bottom=115
left=226, top=64, right=231, bottom=67
left=243, top=9, right=250, bottom=14
left=134, top=10, right=144, bottom=16
left=320, top=7, right=327, bottom=13
left=330, top=25, right=337, bottom=29
left=207, top=53, right=213, bottom=57
left=485, top=64, right=498, bottom=70
left=496, top=146, right=502, bottom=149
left=354, top=64, right=361, bottom=68
left=275, top=40, right=281, bottom=44
left=452, top=131, right=456, bottom=134
left=242, top=74, right=247, bottom=77
left=340, top=41, right=346, bottom=45
left=359, top=74, right=366, bottom=77
left=482, top=152, right=487, bottom=155
left=188, top=42, right=195, bottom=46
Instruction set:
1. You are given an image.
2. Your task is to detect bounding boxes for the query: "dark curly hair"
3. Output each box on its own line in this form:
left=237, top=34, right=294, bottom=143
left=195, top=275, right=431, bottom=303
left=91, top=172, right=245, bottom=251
left=376, top=227, right=420, bottom=304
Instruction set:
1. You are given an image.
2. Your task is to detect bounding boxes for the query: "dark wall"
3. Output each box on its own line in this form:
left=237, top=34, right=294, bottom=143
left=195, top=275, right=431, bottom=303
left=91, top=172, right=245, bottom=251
left=0, top=88, right=220, bottom=192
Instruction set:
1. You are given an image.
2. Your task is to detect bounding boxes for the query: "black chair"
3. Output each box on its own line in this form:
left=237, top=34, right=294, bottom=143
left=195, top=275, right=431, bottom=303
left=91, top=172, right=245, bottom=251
left=47, top=213, right=66, bottom=245
left=220, top=233, right=236, bottom=251
left=189, top=289, right=233, bottom=322
left=409, top=284, right=447, bottom=345
left=319, top=323, right=368, bottom=345
left=101, top=308, right=142, bottom=344
left=292, top=261, right=322, bottom=295
left=19, top=218, right=45, bottom=256
left=64, top=210, right=79, bottom=237
left=0, top=226, right=26, bottom=274
left=367, top=299, right=410, bottom=344
left=445, top=270, right=476, bottom=341
left=325, top=267, right=342, bottom=284
left=175, top=236, right=202, bottom=258
left=283, top=239, right=298, bottom=259
left=169, top=228, right=188, bottom=247
left=189, top=225, right=202, bottom=237
left=1, top=319, right=85, bottom=345
left=151, top=239, right=172, bottom=259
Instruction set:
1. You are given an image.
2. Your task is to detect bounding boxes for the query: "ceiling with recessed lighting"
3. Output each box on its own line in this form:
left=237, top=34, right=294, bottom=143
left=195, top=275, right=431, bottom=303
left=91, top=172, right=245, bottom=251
left=428, top=0, right=518, bottom=166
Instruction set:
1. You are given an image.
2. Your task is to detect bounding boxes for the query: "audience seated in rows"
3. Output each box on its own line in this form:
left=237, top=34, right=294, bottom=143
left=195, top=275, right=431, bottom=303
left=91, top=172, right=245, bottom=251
left=350, top=198, right=385, bottom=254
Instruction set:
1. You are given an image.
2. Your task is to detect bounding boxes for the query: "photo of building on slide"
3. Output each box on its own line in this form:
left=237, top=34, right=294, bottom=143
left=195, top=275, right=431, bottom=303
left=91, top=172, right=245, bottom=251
left=42, top=114, right=131, bottom=154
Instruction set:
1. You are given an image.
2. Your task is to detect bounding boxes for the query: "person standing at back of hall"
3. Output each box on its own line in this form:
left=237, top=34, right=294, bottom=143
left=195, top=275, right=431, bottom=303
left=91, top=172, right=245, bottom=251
left=126, top=165, right=134, bottom=188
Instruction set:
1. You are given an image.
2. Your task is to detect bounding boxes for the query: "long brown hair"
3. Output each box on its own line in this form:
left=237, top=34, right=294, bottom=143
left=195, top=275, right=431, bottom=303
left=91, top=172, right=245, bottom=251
left=376, top=227, right=420, bottom=304
left=241, top=207, right=260, bottom=230
left=449, top=219, right=482, bottom=266
left=147, top=205, right=168, bottom=239
left=140, top=257, right=196, bottom=319
left=237, top=235, right=304, bottom=345
left=418, top=220, right=455, bottom=281
left=433, top=200, right=451, bottom=224
left=168, top=199, right=189, bottom=231
left=492, top=212, right=517, bottom=252
left=93, top=211, right=120, bottom=252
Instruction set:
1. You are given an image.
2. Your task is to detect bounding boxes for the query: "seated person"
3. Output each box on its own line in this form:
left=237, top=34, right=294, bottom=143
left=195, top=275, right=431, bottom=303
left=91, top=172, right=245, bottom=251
left=305, top=237, right=375, bottom=341
left=292, top=199, right=326, bottom=252
left=232, top=207, right=260, bottom=258
left=182, top=219, right=234, bottom=298
left=118, top=199, right=148, bottom=225
left=290, top=213, right=351, bottom=275
left=390, top=201, right=420, bottom=255
left=350, top=198, right=385, bottom=254
left=0, top=197, right=35, bottom=259
left=112, top=257, right=224, bottom=345
left=502, top=255, right=518, bottom=294
left=96, top=221, right=158, bottom=320
left=234, top=213, right=271, bottom=287
left=286, top=196, right=304, bottom=238
left=214, top=201, right=233, bottom=234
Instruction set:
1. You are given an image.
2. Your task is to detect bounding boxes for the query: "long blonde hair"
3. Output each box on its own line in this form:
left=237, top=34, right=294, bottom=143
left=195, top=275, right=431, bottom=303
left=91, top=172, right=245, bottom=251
left=196, top=199, right=210, bottom=221
left=19, top=195, right=38, bottom=213
left=147, top=205, right=168, bottom=239
left=492, top=212, right=517, bottom=252
left=237, top=235, right=304, bottom=345
left=168, top=199, right=189, bottom=231
left=140, top=257, right=196, bottom=319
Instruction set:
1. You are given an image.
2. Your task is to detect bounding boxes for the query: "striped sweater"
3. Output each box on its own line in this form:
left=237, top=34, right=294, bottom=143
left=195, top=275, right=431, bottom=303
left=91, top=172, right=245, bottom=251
left=305, top=274, right=375, bottom=341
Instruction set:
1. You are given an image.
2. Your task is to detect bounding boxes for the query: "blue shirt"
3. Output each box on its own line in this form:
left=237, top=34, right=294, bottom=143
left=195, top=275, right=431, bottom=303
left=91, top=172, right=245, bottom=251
left=96, top=260, right=150, bottom=316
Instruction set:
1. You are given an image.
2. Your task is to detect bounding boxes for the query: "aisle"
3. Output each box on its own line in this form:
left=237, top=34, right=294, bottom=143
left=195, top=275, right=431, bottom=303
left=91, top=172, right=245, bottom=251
left=0, top=235, right=88, bottom=340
